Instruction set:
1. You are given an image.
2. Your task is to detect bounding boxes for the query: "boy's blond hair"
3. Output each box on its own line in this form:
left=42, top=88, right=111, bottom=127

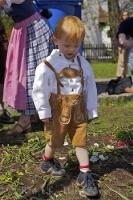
left=54, top=16, right=85, bottom=43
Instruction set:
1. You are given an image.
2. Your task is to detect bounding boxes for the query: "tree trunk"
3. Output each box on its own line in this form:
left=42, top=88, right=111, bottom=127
left=82, top=0, right=103, bottom=59
left=107, top=0, right=120, bottom=61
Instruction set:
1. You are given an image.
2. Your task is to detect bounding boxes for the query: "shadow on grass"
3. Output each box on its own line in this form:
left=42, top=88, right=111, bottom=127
left=22, top=172, right=101, bottom=200
left=21, top=156, right=101, bottom=200
left=21, top=146, right=132, bottom=200
left=92, top=148, right=133, bottom=175
left=0, top=122, right=132, bottom=199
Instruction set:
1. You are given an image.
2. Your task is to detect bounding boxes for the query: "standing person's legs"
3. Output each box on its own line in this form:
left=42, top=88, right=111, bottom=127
left=76, top=147, right=98, bottom=197
left=41, top=143, right=65, bottom=176
left=41, top=103, right=67, bottom=177
left=41, top=122, right=66, bottom=176
left=70, top=122, right=99, bottom=197
left=116, top=47, right=129, bottom=78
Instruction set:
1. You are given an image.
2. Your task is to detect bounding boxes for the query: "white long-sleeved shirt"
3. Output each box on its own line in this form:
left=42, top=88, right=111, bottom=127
left=32, top=49, right=98, bottom=120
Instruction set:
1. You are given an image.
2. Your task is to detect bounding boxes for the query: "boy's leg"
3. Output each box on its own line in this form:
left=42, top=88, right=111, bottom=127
left=41, top=143, right=65, bottom=176
left=76, top=147, right=99, bottom=197
left=69, top=121, right=98, bottom=196
left=40, top=101, right=67, bottom=176
left=76, top=147, right=90, bottom=172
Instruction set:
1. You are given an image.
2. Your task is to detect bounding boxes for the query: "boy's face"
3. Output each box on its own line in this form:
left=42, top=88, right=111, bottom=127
left=53, top=36, right=82, bottom=60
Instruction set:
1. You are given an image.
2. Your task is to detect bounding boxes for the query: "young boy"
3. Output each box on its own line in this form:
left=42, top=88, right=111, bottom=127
left=32, top=16, right=99, bottom=197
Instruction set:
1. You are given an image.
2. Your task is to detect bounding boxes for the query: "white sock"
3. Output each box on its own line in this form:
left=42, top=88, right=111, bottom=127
left=43, top=143, right=54, bottom=160
left=75, top=147, right=90, bottom=173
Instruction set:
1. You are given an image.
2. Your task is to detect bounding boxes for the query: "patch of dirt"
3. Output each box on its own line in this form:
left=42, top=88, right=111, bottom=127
left=0, top=134, right=133, bottom=200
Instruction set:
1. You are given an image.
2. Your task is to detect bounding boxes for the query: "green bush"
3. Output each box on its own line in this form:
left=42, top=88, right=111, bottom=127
left=0, top=14, right=14, bottom=38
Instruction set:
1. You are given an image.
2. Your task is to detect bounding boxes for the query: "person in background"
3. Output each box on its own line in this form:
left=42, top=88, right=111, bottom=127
left=117, top=16, right=133, bottom=81
left=32, top=16, right=99, bottom=197
left=0, top=18, right=14, bottom=124
left=116, top=10, right=130, bottom=78
left=0, top=0, right=55, bottom=135
left=121, top=10, right=129, bottom=20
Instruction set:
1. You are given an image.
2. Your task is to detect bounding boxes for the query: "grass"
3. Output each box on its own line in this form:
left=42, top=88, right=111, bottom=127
left=0, top=14, right=13, bottom=38
left=89, top=99, right=133, bottom=136
left=0, top=100, right=133, bottom=199
left=91, top=61, right=132, bottom=79
left=91, top=61, right=117, bottom=79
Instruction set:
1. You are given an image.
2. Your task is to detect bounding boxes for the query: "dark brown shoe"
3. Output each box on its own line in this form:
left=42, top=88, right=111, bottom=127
left=6, top=115, right=31, bottom=136
left=6, top=122, right=31, bottom=136
left=0, top=110, right=14, bottom=124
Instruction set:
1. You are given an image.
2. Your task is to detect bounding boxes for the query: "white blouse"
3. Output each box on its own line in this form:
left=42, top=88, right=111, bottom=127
left=32, top=49, right=98, bottom=120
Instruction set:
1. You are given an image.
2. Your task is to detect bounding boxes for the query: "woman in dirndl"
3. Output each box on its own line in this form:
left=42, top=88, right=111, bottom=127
left=0, top=0, right=55, bottom=135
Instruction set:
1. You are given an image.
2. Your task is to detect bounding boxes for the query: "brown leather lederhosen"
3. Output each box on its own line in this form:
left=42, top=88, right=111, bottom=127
left=44, top=57, right=88, bottom=148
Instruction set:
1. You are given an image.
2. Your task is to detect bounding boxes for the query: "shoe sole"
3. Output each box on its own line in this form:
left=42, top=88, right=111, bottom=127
left=76, top=181, right=99, bottom=197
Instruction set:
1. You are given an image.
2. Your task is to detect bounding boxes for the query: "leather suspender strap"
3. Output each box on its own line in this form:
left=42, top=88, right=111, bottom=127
left=44, top=59, right=63, bottom=94
left=77, top=56, right=84, bottom=88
